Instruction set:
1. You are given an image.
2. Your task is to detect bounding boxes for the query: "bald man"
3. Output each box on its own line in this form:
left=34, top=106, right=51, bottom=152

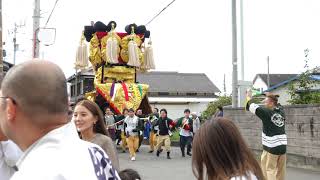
left=0, top=60, right=120, bottom=180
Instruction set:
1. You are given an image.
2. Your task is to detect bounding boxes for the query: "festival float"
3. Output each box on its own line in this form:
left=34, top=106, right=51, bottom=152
left=75, top=21, right=155, bottom=115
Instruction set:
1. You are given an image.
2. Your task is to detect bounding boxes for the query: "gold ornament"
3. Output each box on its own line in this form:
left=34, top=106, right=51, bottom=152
left=96, top=82, right=149, bottom=114
left=89, top=34, right=102, bottom=68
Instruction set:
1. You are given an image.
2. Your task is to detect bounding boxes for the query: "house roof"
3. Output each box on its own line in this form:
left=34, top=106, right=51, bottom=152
left=66, top=68, right=94, bottom=82
left=266, top=74, right=320, bottom=92
left=3, top=61, right=14, bottom=72
left=253, top=74, right=298, bottom=87
left=137, top=71, right=220, bottom=94
left=67, top=69, right=220, bottom=94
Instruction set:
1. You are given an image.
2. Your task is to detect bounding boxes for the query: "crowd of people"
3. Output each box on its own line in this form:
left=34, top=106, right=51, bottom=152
left=0, top=60, right=287, bottom=180
left=101, top=106, right=203, bottom=161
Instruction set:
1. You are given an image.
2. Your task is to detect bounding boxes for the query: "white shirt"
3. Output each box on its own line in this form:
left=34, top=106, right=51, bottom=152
left=124, top=115, right=139, bottom=136
left=0, top=140, right=22, bottom=180
left=11, top=122, right=120, bottom=180
left=179, top=118, right=192, bottom=137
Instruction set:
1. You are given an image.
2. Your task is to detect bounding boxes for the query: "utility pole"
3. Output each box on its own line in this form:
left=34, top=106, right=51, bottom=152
left=75, top=69, right=78, bottom=102
left=13, top=23, right=25, bottom=65
left=33, top=0, right=40, bottom=58
left=223, top=74, right=226, bottom=95
left=0, top=0, right=3, bottom=84
left=240, top=0, right=244, bottom=80
left=13, top=24, right=16, bottom=65
left=267, top=56, right=270, bottom=88
left=231, top=0, right=238, bottom=107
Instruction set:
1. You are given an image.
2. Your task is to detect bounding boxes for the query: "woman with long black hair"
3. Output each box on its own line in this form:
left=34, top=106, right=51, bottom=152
left=192, top=117, right=264, bottom=180
left=73, top=100, right=120, bottom=171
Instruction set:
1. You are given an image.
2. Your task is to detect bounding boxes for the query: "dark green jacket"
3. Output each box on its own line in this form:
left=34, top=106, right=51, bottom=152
left=246, top=101, right=287, bottom=155
left=176, top=117, right=193, bottom=132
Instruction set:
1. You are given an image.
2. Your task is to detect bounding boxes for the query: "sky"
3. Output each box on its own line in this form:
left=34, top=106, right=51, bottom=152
left=3, top=0, right=320, bottom=94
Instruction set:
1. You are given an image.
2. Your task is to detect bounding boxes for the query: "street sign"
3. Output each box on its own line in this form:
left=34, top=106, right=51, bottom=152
left=37, top=28, right=56, bottom=46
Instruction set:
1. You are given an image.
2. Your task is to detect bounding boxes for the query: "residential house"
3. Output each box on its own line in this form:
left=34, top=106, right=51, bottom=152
left=265, top=73, right=320, bottom=105
left=253, top=74, right=298, bottom=93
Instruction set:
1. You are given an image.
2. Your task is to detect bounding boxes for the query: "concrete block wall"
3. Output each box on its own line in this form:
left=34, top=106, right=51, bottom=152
left=224, top=104, right=320, bottom=171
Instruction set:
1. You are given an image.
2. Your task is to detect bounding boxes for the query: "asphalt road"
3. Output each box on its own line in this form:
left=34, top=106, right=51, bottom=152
left=117, top=145, right=320, bottom=180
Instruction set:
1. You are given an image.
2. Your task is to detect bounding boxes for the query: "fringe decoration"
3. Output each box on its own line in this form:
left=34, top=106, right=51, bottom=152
left=121, top=82, right=129, bottom=101
left=75, top=33, right=89, bottom=70
left=111, top=83, right=119, bottom=102
left=127, top=40, right=140, bottom=67
left=138, top=84, right=143, bottom=97
left=144, top=40, right=155, bottom=70
left=110, top=81, right=115, bottom=97
left=106, top=37, right=119, bottom=64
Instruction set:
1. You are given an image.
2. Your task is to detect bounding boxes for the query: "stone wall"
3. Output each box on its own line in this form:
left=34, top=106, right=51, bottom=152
left=224, top=104, right=320, bottom=171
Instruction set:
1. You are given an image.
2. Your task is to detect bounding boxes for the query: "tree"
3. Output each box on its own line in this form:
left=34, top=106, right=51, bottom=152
left=202, top=95, right=231, bottom=120
left=288, top=49, right=320, bottom=104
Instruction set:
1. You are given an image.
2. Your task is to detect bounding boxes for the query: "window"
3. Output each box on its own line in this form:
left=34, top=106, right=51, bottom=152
left=77, top=82, right=81, bottom=96
left=83, top=78, right=94, bottom=93
left=186, top=93, right=197, bottom=96
left=71, top=85, right=75, bottom=97
left=158, top=92, right=169, bottom=96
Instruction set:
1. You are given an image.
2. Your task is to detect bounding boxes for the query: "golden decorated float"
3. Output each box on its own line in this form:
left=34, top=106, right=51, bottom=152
left=75, top=21, right=155, bottom=114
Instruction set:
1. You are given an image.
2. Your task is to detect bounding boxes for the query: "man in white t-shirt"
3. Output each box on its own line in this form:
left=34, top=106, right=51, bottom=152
left=0, top=60, right=120, bottom=180
left=124, top=108, right=140, bottom=161
left=0, top=128, right=22, bottom=180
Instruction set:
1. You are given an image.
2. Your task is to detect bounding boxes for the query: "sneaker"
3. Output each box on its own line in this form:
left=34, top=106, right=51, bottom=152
left=156, top=150, right=160, bottom=157
left=131, top=157, right=136, bottom=161
left=122, top=150, right=126, bottom=153
left=187, top=152, right=192, bottom=156
left=149, top=150, right=154, bottom=153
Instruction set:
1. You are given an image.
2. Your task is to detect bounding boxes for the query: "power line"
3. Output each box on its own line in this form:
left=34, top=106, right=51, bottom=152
left=45, top=0, right=59, bottom=27
left=145, top=0, right=176, bottom=26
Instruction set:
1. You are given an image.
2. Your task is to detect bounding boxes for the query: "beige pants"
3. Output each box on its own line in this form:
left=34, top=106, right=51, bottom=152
left=155, top=135, right=171, bottom=152
left=149, top=131, right=158, bottom=151
left=261, top=150, right=286, bottom=180
left=120, top=131, right=127, bottom=151
left=126, top=135, right=139, bottom=158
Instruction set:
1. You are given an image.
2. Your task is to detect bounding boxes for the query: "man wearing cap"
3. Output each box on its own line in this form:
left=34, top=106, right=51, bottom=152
left=0, top=60, right=120, bottom=179
left=124, top=108, right=141, bottom=161
left=246, top=92, right=286, bottom=180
